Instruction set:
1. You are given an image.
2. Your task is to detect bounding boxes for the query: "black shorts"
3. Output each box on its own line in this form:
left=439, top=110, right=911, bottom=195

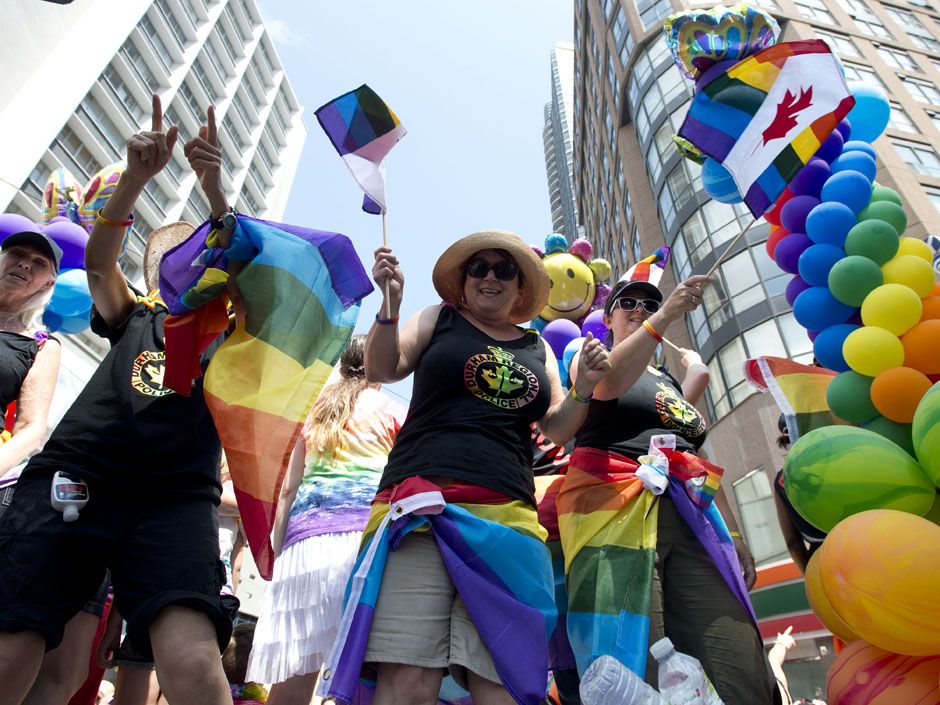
left=0, top=466, right=234, bottom=656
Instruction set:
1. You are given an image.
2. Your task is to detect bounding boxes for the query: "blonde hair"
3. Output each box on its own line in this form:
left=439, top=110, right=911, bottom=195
left=0, top=250, right=56, bottom=334
left=306, top=335, right=372, bottom=461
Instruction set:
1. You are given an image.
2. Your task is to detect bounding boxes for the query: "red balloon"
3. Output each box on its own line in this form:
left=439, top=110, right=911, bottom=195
left=766, top=227, right=789, bottom=259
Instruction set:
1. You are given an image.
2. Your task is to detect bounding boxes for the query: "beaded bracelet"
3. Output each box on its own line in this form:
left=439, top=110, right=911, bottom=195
left=375, top=313, right=400, bottom=325
left=570, top=387, right=593, bottom=404
left=642, top=319, right=663, bottom=342
left=96, top=212, right=135, bottom=228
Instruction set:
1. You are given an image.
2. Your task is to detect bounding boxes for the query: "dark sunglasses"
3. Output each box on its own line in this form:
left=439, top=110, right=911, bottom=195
left=464, top=258, right=519, bottom=281
left=612, top=297, right=660, bottom=314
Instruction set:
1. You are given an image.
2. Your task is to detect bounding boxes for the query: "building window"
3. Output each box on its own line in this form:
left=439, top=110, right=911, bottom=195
left=192, top=60, right=221, bottom=102
left=924, top=185, right=940, bottom=212
left=732, top=470, right=789, bottom=566
left=101, top=64, right=146, bottom=124
left=891, top=138, right=940, bottom=177
left=883, top=6, right=940, bottom=51
left=815, top=30, right=859, bottom=56
left=612, top=6, right=634, bottom=67
left=636, top=0, right=673, bottom=29
left=778, top=312, right=815, bottom=360
left=634, top=64, right=689, bottom=146
left=900, top=76, right=940, bottom=104
left=607, top=53, right=618, bottom=104
left=794, top=0, right=835, bottom=24
left=887, top=102, right=919, bottom=132
left=877, top=46, right=919, bottom=72
left=154, top=0, right=188, bottom=48
left=842, top=62, right=887, bottom=90
left=120, top=40, right=159, bottom=92
left=20, top=162, right=50, bottom=202
left=630, top=225, right=641, bottom=264
left=835, top=0, right=894, bottom=38
left=79, top=96, right=125, bottom=156
left=51, top=125, right=101, bottom=180
left=139, top=16, right=175, bottom=72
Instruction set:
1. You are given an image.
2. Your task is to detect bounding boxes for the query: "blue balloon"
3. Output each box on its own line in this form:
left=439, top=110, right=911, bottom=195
left=798, top=244, right=845, bottom=287
left=58, top=310, right=91, bottom=335
left=821, top=171, right=872, bottom=213
left=845, top=82, right=890, bottom=143
left=806, top=201, right=857, bottom=246
left=842, top=140, right=877, bottom=159
left=562, top=336, right=585, bottom=381
left=701, top=157, right=743, bottom=204
left=792, top=287, right=856, bottom=331
left=47, top=268, right=92, bottom=317
left=557, top=358, right=569, bottom=389
left=812, top=323, right=860, bottom=372
left=831, top=151, right=877, bottom=183
left=528, top=316, right=547, bottom=333
left=42, top=309, right=63, bottom=333
left=835, top=118, right=852, bottom=142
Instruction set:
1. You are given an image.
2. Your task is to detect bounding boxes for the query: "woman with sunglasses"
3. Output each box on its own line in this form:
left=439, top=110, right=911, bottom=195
left=561, top=260, right=774, bottom=705
left=320, top=231, right=610, bottom=705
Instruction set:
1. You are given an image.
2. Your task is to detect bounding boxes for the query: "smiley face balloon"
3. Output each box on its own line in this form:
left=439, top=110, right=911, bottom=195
left=536, top=234, right=611, bottom=324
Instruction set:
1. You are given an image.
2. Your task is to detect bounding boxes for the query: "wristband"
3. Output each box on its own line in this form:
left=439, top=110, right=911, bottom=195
left=375, top=313, right=399, bottom=325
left=570, top=387, right=593, bottom=404
left=729, top=531, right=743, bottom=538
left=642, top=319, right=663, bottom=342
left=96, top=212, right=135, bottom=228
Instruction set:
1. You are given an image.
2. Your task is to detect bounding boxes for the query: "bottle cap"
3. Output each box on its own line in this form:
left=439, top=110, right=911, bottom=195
left=63, top=505, right=79, bottom=522
left=649, top=637, right=675, bottom=661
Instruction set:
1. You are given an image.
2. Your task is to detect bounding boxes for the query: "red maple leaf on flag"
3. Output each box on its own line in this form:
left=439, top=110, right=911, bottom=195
left=762, top=86, right=814, bottom=145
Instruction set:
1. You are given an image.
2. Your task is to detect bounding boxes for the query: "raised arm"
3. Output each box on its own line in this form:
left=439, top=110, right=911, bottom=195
left=183, top=105, right=234, bottom=249
left=86, top=95, right=178, bottom=328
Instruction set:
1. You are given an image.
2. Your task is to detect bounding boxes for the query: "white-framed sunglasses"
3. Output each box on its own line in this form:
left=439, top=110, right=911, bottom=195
left=611, top=297, right=660, bottom=314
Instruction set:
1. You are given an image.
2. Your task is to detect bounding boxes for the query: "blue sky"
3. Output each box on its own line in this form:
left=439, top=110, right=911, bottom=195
left=257, top=1, right=573, bottom=402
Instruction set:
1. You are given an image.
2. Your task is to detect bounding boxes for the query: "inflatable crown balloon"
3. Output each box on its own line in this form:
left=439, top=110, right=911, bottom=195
left=532, top=234, right=611, bottom=328
left=41, top=167, right=82, bottom=226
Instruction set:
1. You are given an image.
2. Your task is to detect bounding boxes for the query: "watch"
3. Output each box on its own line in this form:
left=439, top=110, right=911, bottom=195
left=209, top=208, right=237, bottom=231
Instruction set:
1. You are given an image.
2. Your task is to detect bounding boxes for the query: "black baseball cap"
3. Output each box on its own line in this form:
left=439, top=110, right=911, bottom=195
left=2, top=231, right=63, bottom=272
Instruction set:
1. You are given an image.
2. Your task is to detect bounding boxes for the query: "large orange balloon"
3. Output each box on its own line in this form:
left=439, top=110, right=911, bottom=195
left=921, top=297, right=940, bottom=321
left=827, top=640, right=940, bottom=704
left=902, top=320, right=940, bottom=374
left=818, top=510, right=940, bottom=655
left=871, top=367, right=933, bottom=423
left=805, top=551, right=860, bottom=644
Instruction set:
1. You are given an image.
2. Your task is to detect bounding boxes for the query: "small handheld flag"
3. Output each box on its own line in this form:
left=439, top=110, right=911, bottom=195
left=315, top=84, right=406, bottom=215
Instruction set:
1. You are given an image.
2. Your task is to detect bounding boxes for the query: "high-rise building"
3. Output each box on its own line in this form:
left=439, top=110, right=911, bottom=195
left=543, top=42, right=581, bottom=240
left=573, top=0, right=940, bottom=689
left=0, top=0, right=306, bottom=415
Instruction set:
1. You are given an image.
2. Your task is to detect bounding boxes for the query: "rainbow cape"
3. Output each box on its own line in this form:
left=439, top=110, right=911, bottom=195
left=159, top=216, right=372, bottom=579
left=744, top=356, right=841, bottom=442
left=316, top=477, right=556, bottom=705
left=558, top=447, right=754, bottom=677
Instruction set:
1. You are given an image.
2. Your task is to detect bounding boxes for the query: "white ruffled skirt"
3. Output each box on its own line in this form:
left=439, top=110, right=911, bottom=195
left=246, top=530, right=362, bottom=684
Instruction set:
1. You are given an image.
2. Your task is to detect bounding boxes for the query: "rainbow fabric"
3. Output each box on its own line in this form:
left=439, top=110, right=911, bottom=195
left=679, top=40, right=855, bottom=217
left=315, top=85, right=406, bottom=215
left=317, top=477, right=556, bottom=705
left=628, top=246, right=670, bottom=285
left=744, top=356, right=841, bottom=442
left=159, top=216, right=372, bottom=579
left=558, top=447, right=754, bottom=677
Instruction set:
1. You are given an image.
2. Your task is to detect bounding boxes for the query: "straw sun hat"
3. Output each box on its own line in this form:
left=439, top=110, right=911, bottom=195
left=431, top=229, right=550, bottom=324
left=143, top=221, right=197, bottom=292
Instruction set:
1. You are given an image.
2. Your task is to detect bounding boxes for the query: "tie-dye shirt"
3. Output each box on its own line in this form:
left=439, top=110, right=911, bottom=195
left=283, top=388, right=406, bottom=549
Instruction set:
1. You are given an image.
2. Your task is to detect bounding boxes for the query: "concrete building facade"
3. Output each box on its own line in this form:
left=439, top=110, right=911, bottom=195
left=543, top=42, right=581, bottom=240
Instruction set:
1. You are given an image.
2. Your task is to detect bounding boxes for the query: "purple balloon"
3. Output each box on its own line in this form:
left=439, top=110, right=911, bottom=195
left=0, top=213, right=40, bottom=242
left=815, top=130, right=845, bottom=163
left=542, top=318, right=582, bottom=358
left=789, top=159, right=830, bottom=197
left=42, top=220, right=89, bottom=270
left=785, top=275, right=812, bottom=307
left=580, top=309, right=609, bottom=342
left=807, top=329, right=820, bottom=342
left=847, top=309, right=863, bottom=325
left=774, top=233, right=812, bottom=274
left=780, top=196, right=820, bottom=234
left=836, top=118, right=852, bottom=142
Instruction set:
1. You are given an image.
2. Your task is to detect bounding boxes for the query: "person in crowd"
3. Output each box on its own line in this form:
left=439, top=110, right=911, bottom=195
left=219, top=456, right=245, bottom=596
left=561, top=259, right=775, bottom=705
left=768, top=625, right=797, bottom=705
left=225, top=623, right=268, bottom=704
left=328, top=232, right=609, bottom=705
left=0, top=95, right=236, bottom=704
left=247, top=334, right=406, bottom=705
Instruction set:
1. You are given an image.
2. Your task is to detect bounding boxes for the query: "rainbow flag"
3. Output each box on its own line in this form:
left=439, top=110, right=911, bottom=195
left=317, top=477, right=556, bottom=705
left=744, top=356, right=842, bottom=442
left=679, top=40, right=854, bottom=217
left=316, top=85, right=406, bottom=215
left=159, top=216, right=372, bottom=579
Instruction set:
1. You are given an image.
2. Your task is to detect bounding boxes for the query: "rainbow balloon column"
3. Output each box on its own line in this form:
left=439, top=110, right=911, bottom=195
left=532, top=234, right=611, bottom=387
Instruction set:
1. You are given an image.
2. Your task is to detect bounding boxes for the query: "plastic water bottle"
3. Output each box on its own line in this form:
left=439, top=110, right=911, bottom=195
left=50, top=471, right=89, bottom=522
left=580, top=655, right=665, bottom=705
left=650, top=638, right=724, bottom=705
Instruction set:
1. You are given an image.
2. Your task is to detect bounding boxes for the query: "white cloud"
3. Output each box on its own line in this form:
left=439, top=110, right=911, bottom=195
left=266, top=17, right=308, bottom=48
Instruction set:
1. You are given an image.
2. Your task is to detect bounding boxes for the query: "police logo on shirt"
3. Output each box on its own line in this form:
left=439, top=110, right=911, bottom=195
left=464, top=346, right=539, bottom=410
left=655, top=382, right=705, bottom=437
left=130, top=351, right=173, bottom=397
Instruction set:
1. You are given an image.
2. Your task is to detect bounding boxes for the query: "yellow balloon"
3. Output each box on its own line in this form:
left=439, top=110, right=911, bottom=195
left=818, top=510, right=940, bottom=655
left=881, top=255, right=937, bottom=298
left=805, top=550, right=860, bottom=643
left=843, top=326, right=905, bottom=377
left=861, top=283, right=923, bottom=336
left=896, top=237, right=935, bottom=263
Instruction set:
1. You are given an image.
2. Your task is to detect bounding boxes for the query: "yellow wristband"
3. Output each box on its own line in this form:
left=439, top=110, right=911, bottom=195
left=729, top=531, right=743, bottom=538
left=570, top=387, right=592, bottom=404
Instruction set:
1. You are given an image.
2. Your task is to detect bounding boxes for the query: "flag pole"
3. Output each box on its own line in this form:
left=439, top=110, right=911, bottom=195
left=381, top=210, right=391, bottom=319
left=705, top=218, right=761, bottom=279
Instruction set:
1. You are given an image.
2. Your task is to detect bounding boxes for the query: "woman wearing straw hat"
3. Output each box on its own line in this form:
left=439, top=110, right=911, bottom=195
left=328, top=233, right=610, bottom=705
left=561, top=255, right=774, bottom=705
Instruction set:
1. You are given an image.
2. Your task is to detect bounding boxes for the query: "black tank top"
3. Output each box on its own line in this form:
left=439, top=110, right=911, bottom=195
left=380, top=306, right=552, bottom=505
left=0, top=331, right=48, bottom=416
left=576, top=367, right=707, bottom=460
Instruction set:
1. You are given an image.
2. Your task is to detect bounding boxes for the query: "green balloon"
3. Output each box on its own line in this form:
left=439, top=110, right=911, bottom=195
left=912, top=381, right=940, bottom=487
left=844, top=219, right=900, bottom=265
left=826, top=371, right=879, bottom=423
left=862, top=415, right=915, bottom=456
left=870, top=184, right=903, bottom=207
left=783, top=425, right=934, bottom=532
left=858, top=201, right=907, bottom=236
left=828, top=255, right=884, bottom=307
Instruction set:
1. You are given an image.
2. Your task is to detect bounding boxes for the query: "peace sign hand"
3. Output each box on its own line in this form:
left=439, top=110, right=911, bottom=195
left=125, top=94, right=178, bottom=182
left=183, top=105, right=225, bottom=211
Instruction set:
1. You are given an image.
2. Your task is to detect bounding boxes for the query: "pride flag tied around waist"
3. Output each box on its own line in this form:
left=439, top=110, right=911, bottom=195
left=678, top=39, right=855, bottom=217
left=744, top=356, right=842, bottom=442
left=315, top=84, right=406, bottom=215
left=317, top=477, right=557, bottom=705
left=159, top=216, right=373, bottom=579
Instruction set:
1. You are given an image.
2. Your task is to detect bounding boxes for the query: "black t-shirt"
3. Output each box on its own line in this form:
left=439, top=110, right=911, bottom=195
left=576, top=367, right=707, bottom=460
left=380, top=306, right=553, bottom=505
left=531, top=425, right=572, bottom=476
left=26, top=302, right=222, bottom=500
left=0, top=331, right=51, bottom=417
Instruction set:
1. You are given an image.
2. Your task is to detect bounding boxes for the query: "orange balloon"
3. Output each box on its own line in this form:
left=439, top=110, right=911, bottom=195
left=921, top=297, right=940, bottom=321
left=902, top=320, right=940, bottom=374
left=931, top=281, right=940, bottom=297
left=805, top=550, right=860, bottom=644
left=870, top=367, right=933, bottom=423
left=827, top=640, right=940, bottom=705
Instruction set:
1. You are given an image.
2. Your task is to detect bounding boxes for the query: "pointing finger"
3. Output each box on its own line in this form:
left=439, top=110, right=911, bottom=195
left=207, top=106, right=217, bottom=146
left=151, top=94, right=163, bottom=133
